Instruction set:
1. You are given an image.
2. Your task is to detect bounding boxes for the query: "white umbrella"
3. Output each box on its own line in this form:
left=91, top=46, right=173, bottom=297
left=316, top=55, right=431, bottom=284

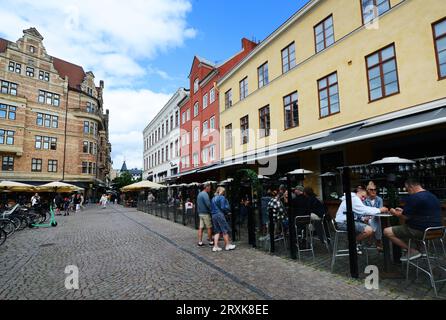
left=257, top=175, right=270, bottom=180
left=37, top=181, right=83, bottom=193
left=287, top=169, right=314, bottom=175
left=0, top=180, right=36, bottom=192
left=372, top=157, right=415, bottom=165
left=121, top=180, right=166, bottom=192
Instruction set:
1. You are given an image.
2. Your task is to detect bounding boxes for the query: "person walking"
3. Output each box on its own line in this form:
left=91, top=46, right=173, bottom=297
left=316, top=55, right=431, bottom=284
left=197, top=183, right=214, bottom=247
left=211, top=187, right=236, bottom=252
left=54, top=193, right=63, bottom=216
left=100, top=194, right=108, bottom=209
left=80, top=194, right=85, bottom=211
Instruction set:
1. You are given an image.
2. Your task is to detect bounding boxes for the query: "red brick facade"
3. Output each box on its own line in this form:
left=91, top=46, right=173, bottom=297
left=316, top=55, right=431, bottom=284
left=180, top=38, right=257, bottom=173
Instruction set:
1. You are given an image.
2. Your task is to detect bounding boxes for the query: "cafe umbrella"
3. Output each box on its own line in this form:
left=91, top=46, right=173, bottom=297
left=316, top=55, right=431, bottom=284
left=0, top=181, right=36, bottom=192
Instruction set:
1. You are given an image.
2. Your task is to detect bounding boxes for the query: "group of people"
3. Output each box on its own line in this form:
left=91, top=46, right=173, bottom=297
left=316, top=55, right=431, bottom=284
left=196, top=183, right=236, bottom=252
left=53, top=193, right=84, bottom=216
left=335, top=178, right=443, bottom=261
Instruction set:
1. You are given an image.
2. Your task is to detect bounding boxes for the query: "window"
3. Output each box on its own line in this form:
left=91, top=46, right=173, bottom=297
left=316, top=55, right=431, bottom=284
left=2, top=156, right=14, bottom=171
left=38, top=90, right=60, bottom=106
left=225, top=124, right=233, bottom=150
left=175, top=111, right=179, bottom=127
left=210, top=116, right=215, bottom=131
left=0, top=130, right=14, bottom=145
left=37, top=113, right=59, bottom=129
left=26, top=67, right=35, bottom=77
left=83, top=141, right=89, bottom=153
left=259, top=106, right=271, bottom=138
left=239, top=77, right=248, bottom=100
left=258, top=62, right=269, bottom=88
left=209, top=145, right=216, bottom=161
left=182, top=156, right=190, bottom=169
left=86, top=102, right=96, bottom=114
left=48, top=160, right=58, bottom=173
left=166, top=145, right=169, bottom=161
left=9, top=62, right=21, bottom=74
left=240, top=116, right=249, bottom=145
left=162, top=124, right=165, bottom=138
left=82, top=162, right=88, bottom=174
left=166, top=120, right=169, bottom=134
left=186, top=109, right=190, bottom=121
left=170, top=115, right=174, bottom=131
left=282, top=42, right=296, bottom=73
left=366, top=44, right=399, bottom=101
left=193, top=127, right=199, bottom=142
left=202, top=148, right=208, bottom=164
left=194, top=78, right=199, bottom=93
left=84, top=121, right=90, bottom=134
left=284, top=92, right=299, bottom=129
left=175, top=139, right=179, bottom=157
left=361, top=0, right=391, bottom=24
left=39, top=71, right=50, bottom=82
left=433, top=18, right=446, bottom=79
left=202, top=120, right=209, bottom=136
left=210, top=88, right=216, bottom=104
left=315, top=15, right=335, bottom=53
left=35, top=136, right=57, bottom=150
left=318, top=72, right=340, bottom=118
left=1, top=80, right=18, bottom=96
left=31, top=159, right=42, bottom=172
left=225, top=89, right=233, bottom=109
left=182, top=112, right=186, bottom=124
left=29, top=45, right=36, bottom=53
left=203, top=93, right=208, bottom=109
left=194, top=102, right=199, bottom=117
left=193, top=153, right=199, bottom=167
left=0, top=104, right=16, bottom=120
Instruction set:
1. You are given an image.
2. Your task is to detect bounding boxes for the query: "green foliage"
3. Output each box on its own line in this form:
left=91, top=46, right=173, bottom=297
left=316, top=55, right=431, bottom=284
left=112, top=171, right=134, bottom=190
left=233, top=169, right=262, bottom=200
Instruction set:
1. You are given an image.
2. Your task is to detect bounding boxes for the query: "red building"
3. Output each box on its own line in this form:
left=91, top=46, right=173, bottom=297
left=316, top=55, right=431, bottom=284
left=179, top=38, right=257, bottom=174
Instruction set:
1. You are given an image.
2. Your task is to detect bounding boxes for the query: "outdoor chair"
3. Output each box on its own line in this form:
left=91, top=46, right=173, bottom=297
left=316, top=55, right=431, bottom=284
left=261, top=220, right=287, bottom=252
left=295, top=215, right=315, bottom=261
left=405, top=226, right=446, bottom=297
left=328, top=219, right=373, bottom=272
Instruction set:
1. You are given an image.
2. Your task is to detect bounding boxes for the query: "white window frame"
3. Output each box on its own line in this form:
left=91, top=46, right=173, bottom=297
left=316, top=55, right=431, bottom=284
left=210, top=88, right=216, bottom=104
left=194, top=102, right=199, bottom=117
left=193, top=127, right=199, bottom=142
left=203, top=93, right=208, bottom=109
left=210, top=116, right=215, bottom=131
left=194, top=78, right=199, bottom=93
left=202, top=120, right=209, bottom=136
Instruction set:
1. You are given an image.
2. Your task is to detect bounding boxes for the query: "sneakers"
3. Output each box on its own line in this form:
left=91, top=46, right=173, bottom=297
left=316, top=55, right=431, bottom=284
left=208, top=241, right=214, bottom=246
left=225, top=244, right=236, bottom=251
left=356, top=245, right=363, bottom=255
left=212, top=247, right=222, bottom=252
left=400, top=250, right=422, bottom=262
left=197, top=242, right=204, bottom=247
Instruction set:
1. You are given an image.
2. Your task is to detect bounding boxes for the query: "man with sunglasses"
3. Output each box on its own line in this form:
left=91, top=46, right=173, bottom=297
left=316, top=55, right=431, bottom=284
left=335, top=189, right=389, bottom=243
left=363, top=181, right=384, bottom=251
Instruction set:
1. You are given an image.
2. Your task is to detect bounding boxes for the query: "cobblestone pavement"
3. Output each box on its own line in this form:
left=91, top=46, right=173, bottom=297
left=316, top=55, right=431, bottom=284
left=0, top=205, right=416, bottom=300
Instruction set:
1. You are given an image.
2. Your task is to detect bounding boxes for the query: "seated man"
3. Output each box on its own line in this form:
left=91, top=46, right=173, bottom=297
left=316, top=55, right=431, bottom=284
left=336, top=189, right=388, bottom=243
left=384, top=179, right=442, bottom=262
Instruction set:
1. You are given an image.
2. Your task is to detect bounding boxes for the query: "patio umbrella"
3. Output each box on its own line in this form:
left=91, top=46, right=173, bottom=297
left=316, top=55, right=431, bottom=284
left=121, top=180, right=166, bottom=192
left=257, top=175, right=270, bottom=180
left=202, top=181, right=217, bottom=185
left=287, top=169, right=314, bottom=175
left=0, top=180, right=36, bottom=192
left=37, top=181, right=84, bottom=193
left=218, top=178, right=234, bottom=185
left=371, top=157, right=415, bottom=165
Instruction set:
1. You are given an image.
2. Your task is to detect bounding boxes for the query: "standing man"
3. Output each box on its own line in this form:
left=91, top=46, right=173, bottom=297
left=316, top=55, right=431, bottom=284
left=384, top=179, right=443, bottom=262
left=197, top=183, right=214, bottom=247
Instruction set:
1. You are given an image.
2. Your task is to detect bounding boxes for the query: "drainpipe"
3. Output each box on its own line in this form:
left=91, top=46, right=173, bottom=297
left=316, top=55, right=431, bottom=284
left=62, top=79, right=70, bottom=182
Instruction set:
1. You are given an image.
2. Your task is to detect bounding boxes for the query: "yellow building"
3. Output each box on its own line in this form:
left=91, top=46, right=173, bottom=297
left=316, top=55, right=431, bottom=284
left=215, top=0, right=446, bottom=206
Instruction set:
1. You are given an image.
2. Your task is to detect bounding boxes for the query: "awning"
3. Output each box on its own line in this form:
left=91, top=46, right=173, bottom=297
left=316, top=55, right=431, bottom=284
left=200, top=105, right=446, bottom=173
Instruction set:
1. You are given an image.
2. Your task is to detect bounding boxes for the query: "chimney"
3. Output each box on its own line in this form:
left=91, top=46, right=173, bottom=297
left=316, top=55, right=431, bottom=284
left=241, top=38, right=257, bottom=51
left=100, top=80, right=105, bottom=89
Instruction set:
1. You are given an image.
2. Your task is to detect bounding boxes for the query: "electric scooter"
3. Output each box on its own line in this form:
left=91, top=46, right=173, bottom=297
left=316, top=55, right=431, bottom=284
left=31, top=205, right=58, bottom=228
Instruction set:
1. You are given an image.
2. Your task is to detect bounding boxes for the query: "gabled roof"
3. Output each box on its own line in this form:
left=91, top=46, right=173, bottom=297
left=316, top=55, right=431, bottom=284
left=52, top=57, right=86, bottom=90
left=188, top=56, right=216, bottom=78
left=23, top=27, right=44, bottom=40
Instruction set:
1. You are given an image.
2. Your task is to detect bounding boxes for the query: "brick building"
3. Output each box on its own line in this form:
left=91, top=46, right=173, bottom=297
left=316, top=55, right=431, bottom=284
left=0, top=28, right=112, bottom=199
left=179, top=38, right=257, bottom=174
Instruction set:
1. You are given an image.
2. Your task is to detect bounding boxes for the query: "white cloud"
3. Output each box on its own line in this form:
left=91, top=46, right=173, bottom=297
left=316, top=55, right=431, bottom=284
left=106, top=89, right=172, bottom=169
left=0, top=0, right=195, bottom=169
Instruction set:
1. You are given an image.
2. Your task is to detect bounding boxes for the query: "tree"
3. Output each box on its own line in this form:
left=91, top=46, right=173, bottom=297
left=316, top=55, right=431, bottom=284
left=112, top=171, right=133, bottom=190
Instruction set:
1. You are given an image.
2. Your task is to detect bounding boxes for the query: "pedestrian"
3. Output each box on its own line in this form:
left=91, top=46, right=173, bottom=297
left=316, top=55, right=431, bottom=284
left=197, top=183, right=214, bottom=247
left=80, top=193, right=85, bottom=211
left=100, top=194, right=108, bottom=209
left=54, top=193, right=63, bottom=216
left=31, top=193, right=40, bottom=208
left=185, top=198, right=194, bottom=224
left=63, top=196, right=70, bottom=216
left=211, top=187, right=236, bottom=252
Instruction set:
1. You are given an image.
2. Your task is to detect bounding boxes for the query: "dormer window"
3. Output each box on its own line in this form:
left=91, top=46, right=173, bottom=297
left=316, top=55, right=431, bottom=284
left=29, top=46, right=36, bottom=54
left=194, top=78, right=199, bottom=93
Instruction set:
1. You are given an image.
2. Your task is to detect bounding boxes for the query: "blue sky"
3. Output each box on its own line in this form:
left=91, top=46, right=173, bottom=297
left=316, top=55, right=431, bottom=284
left=0, top=0, right=309, bottom=169
left=145, top=0, right=310, bottom=94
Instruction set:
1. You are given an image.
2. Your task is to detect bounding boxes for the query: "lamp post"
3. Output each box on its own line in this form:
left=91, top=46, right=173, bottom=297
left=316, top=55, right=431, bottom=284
left=371, top=157, right=415, bottom=268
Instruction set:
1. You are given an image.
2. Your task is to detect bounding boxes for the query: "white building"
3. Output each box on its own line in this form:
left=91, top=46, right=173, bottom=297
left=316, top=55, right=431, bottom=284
left=143, top=88, right=189, bottom=183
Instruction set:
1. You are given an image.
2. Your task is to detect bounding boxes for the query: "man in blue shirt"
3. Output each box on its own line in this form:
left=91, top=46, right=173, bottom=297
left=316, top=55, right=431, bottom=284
left=384, top=179, right=443, bottom=262
left=197, top=183, right=213, bottom=247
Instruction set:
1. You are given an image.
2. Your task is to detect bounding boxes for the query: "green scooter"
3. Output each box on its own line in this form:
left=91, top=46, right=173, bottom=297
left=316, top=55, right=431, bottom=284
left=31, top=205, right=58, bottom=228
